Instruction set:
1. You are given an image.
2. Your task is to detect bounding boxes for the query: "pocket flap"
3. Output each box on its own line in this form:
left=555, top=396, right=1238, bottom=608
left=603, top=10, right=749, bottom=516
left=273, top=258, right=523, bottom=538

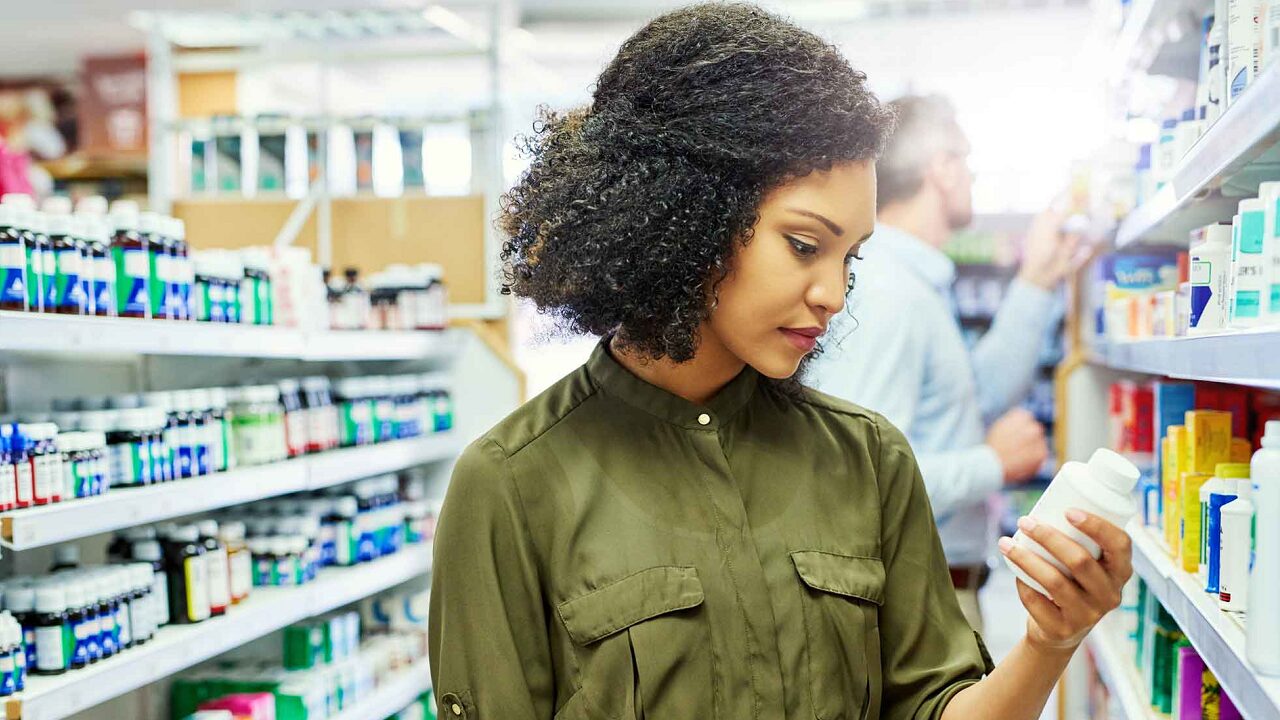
left=791, top=551, right=885, bottom=606
left=558, top=566, right=704, bottom=645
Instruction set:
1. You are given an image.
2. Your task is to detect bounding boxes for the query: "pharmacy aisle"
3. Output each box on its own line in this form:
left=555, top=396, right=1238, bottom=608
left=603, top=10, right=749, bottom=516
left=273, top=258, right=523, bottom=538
left=1061, top=0, right=1280, bottom=716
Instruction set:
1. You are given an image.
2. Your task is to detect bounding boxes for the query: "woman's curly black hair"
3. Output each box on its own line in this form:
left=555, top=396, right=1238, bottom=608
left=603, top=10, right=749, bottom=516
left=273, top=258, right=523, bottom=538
left=500, top=2, right=895, bottom=365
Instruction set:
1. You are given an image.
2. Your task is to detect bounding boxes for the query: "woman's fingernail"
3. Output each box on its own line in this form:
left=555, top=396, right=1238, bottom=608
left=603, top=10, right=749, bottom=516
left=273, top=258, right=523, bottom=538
left=1017, top=516, right=1038, bottom=533
left=998, top=537, right=1015, bottom=554
left=1066, top=510, right=1086, bottom=524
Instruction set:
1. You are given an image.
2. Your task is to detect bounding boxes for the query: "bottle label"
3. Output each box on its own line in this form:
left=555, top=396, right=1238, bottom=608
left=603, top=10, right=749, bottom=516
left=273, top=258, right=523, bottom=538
left=23, top=629, right=35, bottom=669
left=1235, top=291, right=1262, bottom=319
left=194, top=435, right=211, bottom=477
left=34, top=625, right=67, bottom=671
left=72, top=618, right=91, bottom=665
left=117, top=601, right=132, bottom=647
left=100, top=609, right=117, bottom=656
left=41, top=249, right=58, bottom=309
left=107, top=442, right=138, bottom=487
left=86, top=614, right=102, bottom=660
left=255, top=557, right=274, bottom=587
left=276, top=557, right=295, bottom=586
left=15, top=461, right=34, bottom=505
left=93, top=255, right=115, bottom=313
left=0, top=653, right=15, bottom=694
left=115, top=247, right=149, bottom=315
left=0, top=244, right=25, bottom=306
left=55, top=249, right=85, bottom=311
left=208, top=548, right=231, bottom=610
left=184, top=556, right=211, bottom=621
left=230, top=550, right=252, bottom=600
left=336, top=521, right=356, bottom=566
left=152, top=574, right=170, bottom=626
left=176, top=425, right=195, bottom=478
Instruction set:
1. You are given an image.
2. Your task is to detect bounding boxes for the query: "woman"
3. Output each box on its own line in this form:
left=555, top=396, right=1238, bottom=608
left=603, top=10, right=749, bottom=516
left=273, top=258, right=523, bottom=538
left=428, top=4, right=1132, bottom=719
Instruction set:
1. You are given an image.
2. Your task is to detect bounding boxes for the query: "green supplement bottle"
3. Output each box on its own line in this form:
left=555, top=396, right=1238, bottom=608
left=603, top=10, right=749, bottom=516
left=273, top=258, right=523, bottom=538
left=32, top=585, right=69, bottom=675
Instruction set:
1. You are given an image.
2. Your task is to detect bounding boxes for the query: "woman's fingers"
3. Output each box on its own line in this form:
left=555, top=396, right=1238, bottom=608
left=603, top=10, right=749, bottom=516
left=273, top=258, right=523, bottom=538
left=1016, top=516, right=1120, bottom=613
left=998, top=535, right=1090, bottom=617
left=1065, top=510, right=1134, bottom=584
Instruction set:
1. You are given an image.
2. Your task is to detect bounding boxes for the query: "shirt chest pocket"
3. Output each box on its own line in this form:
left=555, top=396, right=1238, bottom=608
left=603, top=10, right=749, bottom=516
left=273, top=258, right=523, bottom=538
left=556, top=566, right=714, bottom=720
left=792, top=551, right=885, bottom=720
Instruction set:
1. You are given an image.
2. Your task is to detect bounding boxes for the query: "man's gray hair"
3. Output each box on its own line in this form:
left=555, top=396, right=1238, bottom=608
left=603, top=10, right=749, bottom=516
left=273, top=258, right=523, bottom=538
left=876, top=95, right=967, bottom=210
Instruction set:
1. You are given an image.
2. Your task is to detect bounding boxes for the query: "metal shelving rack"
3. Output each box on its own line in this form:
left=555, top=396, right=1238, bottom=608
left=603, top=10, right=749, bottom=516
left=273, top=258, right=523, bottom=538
left=135, top=5, right=515, bottom=320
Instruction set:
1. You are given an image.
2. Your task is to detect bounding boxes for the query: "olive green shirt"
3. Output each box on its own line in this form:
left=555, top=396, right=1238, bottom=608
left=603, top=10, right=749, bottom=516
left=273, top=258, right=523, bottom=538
left=429, top=341, right=995, bottom=720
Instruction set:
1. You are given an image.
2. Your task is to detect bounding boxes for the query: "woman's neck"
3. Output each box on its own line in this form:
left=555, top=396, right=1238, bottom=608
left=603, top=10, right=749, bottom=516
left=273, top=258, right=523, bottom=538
left=609, top=328, right=746, bottom=406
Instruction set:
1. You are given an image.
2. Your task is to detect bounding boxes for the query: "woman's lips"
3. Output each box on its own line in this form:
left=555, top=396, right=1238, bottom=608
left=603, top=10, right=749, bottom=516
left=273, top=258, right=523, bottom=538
left=780, top=328, right=819, bottom=352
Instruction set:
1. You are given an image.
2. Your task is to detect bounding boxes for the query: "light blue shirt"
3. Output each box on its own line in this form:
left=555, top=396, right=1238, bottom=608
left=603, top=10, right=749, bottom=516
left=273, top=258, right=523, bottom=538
left=805, top=224, right=1057, bottom=565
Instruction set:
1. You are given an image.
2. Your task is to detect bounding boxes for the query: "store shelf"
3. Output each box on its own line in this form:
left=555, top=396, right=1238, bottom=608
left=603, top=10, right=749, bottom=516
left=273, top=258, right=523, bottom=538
left=332, top=657, right=432, bottom=720
left=1115, top=64, right=1280, bottom=248
left=0, top=433, right=461, bottom=552
left=1086, top=621, right=1159, bottom=720
left=307, top=433, right=462, bottom=491
left=0, top=312, right=457, bottom=361
left=1090, top=331, right=1280, bottom=389
left=1128, top=525, right=1280, bottom=720
left=6, top=547, right=432, bottom=720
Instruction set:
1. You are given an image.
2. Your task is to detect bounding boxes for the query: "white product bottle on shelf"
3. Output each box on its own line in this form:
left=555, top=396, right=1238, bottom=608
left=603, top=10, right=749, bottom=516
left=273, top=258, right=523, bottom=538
left=1006, top=449, right=1140, bottom=598
left=1231, top=199, right=1267, bottom=327
left=1218, top=481, right=1254, bottom=611
left=1190, top=223, right=1234, bottom=334
left=1259, top=181, right=1280, bottom=324
left=1227, top=0, right=1260, bottom=104
left=1247, top=421, right=1280, bottom=675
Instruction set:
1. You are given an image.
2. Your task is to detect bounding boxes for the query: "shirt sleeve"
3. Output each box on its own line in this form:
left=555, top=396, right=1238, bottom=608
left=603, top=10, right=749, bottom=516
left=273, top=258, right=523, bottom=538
left=428, top=438, right=554, bottom=720
left=969, top=278, right=1058, bottom=424
left=874, top=416, right=996, bottom=720
left=812, top=304, right=1002, bottom=519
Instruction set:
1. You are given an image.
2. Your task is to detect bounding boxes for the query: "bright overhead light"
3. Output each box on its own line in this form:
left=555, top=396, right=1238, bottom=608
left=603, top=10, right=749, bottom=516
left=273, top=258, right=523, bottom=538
left=421, top=5, right=489, bottom=49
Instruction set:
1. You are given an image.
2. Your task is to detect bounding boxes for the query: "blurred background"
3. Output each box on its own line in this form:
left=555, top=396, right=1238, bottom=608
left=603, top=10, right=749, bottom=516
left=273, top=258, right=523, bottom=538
left=2, top=1, right=1278, bottom=719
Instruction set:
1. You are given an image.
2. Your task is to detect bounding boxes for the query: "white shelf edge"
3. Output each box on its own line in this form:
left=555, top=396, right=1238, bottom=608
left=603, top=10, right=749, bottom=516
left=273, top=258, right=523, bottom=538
left=1128, top=525, right=1280, bottom=720
left=0, top=433, right=461, bottom=552
left=1089, top=331, right=1280, bottom=389
left=7, top=547, right=433, bottom=720
left=0, top=311, right=458, bottom=362
left=1086, top=620, right=1159, bottom=720
left=308, top=434, right=463, bottom=490
left=332, top=656, right=432, bottom=720
left=1115, top=63, right=1280, bottom=248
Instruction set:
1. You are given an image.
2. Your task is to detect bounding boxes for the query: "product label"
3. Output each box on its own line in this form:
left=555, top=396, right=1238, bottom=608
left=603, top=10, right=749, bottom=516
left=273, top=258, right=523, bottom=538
left=93, top=256, right=115, bottom=314
left=184, top=556, right=211, bottom=622
left=1241, top=212, right=1264, bottom=254
left=15, top=461, right=33, bottom=505
left=0, top=653, right=15, bottom=694
left=85, top=613, right=102, bottom=660
left=152, top=573, right=170, bottom=626
left=33, top=625, right=67, bottom=671
left=175, top=425, right=195, bottom=478
left=1234, top=291, right=1261, bottom=318
left=56, top=249, right=86, bottom=311
left=194, top=435, right=211, bottom=477
left=115, top=247, right=149, bottom=315
left=117, top=601, right=132, bottom=647
left=0, top=245, right=25, bottom=306
left=255, top=557, right=274, bottom=587
left=40, top=249, right=58, bottom=309
left=1271, top=283, right=1280, bottom=313
left=107, top=442, right=138, bottom=487
left=22, top=629, right=35, bottom=669
left=33, top=453, right=56, bottom=503
left=72, top=618, right=91, bottom=665
left=230, top=551, right=252, bottom=600
left=208, top=548, right=231, bottom=610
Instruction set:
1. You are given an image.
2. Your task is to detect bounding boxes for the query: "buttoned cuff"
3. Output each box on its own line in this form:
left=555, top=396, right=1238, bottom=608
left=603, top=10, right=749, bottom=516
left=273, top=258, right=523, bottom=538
left=971, top=444, right=1005, bottom=498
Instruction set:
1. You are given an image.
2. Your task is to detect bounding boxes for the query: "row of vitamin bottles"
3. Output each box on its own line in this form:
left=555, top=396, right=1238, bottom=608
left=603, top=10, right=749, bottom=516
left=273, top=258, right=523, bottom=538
left=0, top=193, right=273, bottom=323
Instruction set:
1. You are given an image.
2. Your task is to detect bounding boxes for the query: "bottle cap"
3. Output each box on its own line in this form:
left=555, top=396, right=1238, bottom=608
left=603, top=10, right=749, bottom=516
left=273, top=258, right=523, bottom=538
left=132, top=540, right=162, bottom=563
left=1202, top=223, right=1233, bottom=247
left=130, top=563, right=153, bottom=591
left=108, top=200, right=140, bottom=232
left=63, top=580, right=85, bottom=609
left=270, top=537, right=292, bottom=555
left=218, top=521, right=246, bottom=542
left=1087, top=448, right=1141, bottom=495
left=45, top=212, right=72, bottom=238
left=1214, top=462, right=1250, bottom=479
left=75, top=196, right=108, bottom=216
left=172, top=525, right=200, bottom=543
left=1263, top=421, right=1280, bottom=449
left=52, top=545, right=80, bottom=568
left=5, top=585, right=35, bottom=613
left=335, top=496, right=359, bottom=517
left=197, top=519, right=219, bottom=539
left=35, top=585, right=67, bottom=614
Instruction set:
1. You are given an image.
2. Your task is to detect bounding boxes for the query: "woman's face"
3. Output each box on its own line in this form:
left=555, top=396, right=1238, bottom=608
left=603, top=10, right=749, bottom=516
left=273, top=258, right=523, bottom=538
left=707, top=160, right=877, bottom=379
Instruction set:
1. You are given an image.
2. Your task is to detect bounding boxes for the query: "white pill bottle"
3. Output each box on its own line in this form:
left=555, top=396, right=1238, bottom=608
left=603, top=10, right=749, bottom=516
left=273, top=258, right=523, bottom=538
left=1005, top=449, right=1141, bottom=597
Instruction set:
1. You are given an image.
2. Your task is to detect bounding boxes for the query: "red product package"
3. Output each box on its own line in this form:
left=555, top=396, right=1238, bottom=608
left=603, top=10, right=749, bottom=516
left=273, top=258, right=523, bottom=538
left=1197, top=382, right=1250, bottom=438
left=1133, top=383, right=1155, bottom=454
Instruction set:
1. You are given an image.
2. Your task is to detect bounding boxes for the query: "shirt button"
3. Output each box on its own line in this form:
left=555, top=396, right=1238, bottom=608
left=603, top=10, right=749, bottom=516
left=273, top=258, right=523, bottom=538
left=697, top=413, right=711, bottom=426
left=451, top=703, right=463, bottom=716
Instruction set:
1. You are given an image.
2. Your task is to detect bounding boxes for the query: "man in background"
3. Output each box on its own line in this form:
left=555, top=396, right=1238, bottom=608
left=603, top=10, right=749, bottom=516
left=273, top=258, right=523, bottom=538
left=805, top=95, right=1078, bottom=630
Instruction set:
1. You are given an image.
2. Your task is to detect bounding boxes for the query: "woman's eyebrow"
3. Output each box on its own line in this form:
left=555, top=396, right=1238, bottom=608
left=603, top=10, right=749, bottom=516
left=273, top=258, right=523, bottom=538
left=787, top=209, right=844, bottom=237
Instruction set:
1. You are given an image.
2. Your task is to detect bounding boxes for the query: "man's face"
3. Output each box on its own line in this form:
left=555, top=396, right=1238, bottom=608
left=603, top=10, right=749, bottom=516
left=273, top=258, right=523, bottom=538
left=939, top=140, right=974, bottom=230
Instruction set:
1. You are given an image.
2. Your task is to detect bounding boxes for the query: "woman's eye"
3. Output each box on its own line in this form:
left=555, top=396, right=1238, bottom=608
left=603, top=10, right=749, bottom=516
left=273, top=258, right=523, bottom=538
left=787, top=236, right=818, bottom=257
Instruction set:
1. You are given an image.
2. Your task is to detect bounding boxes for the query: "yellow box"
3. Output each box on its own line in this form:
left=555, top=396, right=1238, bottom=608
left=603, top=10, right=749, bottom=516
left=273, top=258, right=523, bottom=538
left=1164, top=426, right=1187, bottom=555
left=1180, top=471, right=1214, bottom=574
left=1186, top=410, right=1232, bottom=474
left=1231, top=437, right=1253, bottom=463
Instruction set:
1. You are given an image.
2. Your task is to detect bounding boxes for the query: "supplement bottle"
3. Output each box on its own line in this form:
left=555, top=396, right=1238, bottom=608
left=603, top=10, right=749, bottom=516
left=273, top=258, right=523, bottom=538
left=1248, top=421, right=1280, bottom=674
left=332, top=496, right=359, bottom=567
left=190, top=389, right=217, bottom=476
left=109, top=201, right=148, bottom=318
left=1202, top=463, right=1248, bottom=593
left=111, top=567, right=134, bottom=650
left=27, top=423, right=62, bottom=505
left=84, top=217, right=115, bottom=317
left=164, top=525, right=210, bottom=624
left=1218, top=481, right=1254, bottom=612
left=128, top=563, right=154, bottom=644
left=1006, top=449, right=1141, bottom=598
left=31, top=213, right=57, bottom=313
left=48, top=213, right=87, bottom=315
left=7, top=614, right=25, bottom=692
left=209, top=387, right=235, bottom=472
left=93, top=573, right=118, bottom=659
left=0, top=204, right=26, bottom=311
left=79, top=579, right=102, bottom=664
left=56, top=432, right=86, bottom=500
left=139, top=212, right=167, bottom=320
left=166, top=390, right=193, bottom=478
left=5, top=585, right=37, bottom=675
left=197, top=520, right=231, bottom=617
left=171, top=218, right=193, bottom=321
left=11, top=427, right=33, bottom=509
left=219, top=521, right=252, bottom=604
left=272, top=536, right=296, bottom=586
left=0, top=616, right=14, bottom=696
left=145, top=407, right=172, bottom=484
left=0, top=427, right=13, bottom=512
left=32, top=584, right=68, bottom=675
left=64, top=580, right=89, bottom=670
left=279, top=379, right=308, bottom=458
left=132, top=540, right=170, bottom=629
left=249, top=537, right=275, bottom=587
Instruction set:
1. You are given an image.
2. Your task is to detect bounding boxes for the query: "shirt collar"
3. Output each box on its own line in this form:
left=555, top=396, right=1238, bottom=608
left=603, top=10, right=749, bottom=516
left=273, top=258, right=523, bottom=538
left=586, top=338, right=759, bottom=430
left=868, top=223, right=956, bottom=293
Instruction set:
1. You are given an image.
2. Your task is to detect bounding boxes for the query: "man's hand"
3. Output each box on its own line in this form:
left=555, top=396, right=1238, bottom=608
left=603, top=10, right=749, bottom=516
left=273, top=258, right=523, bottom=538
left=1018, top=208, right=1079, bottom=290
left=987, top=408, right=1049, bottom=486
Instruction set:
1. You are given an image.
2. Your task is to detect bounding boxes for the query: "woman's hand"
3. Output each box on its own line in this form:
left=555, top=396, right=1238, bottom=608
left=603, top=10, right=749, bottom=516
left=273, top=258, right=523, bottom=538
left=998, top=510, right=1134, bottom=652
